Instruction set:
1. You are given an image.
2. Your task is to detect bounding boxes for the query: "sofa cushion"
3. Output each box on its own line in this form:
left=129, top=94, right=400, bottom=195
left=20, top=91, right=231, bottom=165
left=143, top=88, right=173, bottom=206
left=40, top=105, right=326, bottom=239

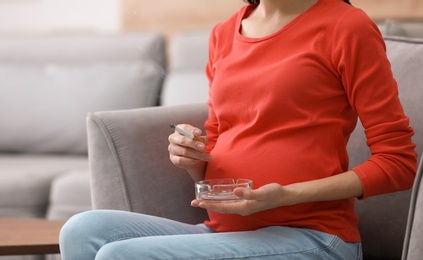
left=0, top=61, right=163, bottom=154
left=0, top=32, right=165, bottom=67
left=170, top=30, right=210, bottom=71
left=161, top=30, right=210, bottom=106
left=161, top=71, right=209, bottom=106
left=46, top=169, right=92, bottom=220
left=384, top=20, right=423, bottom=39
left=0, top=154, right=87, bottom=218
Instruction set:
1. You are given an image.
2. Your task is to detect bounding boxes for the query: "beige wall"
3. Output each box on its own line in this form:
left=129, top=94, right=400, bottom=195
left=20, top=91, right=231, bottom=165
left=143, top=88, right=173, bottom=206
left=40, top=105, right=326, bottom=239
left=121, top=0, right=244, bottom=38
left=121, top=0, right=423, bottom=38
left=354, top=0, right=423, bottom=20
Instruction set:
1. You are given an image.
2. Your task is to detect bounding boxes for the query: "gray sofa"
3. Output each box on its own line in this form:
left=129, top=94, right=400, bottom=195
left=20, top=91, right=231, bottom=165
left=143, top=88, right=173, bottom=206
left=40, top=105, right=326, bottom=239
left=0, top=32, right=165, bottom=260
left=0, top=29, right=209, bottom=225
left=87, top=32, right=423, bottom=260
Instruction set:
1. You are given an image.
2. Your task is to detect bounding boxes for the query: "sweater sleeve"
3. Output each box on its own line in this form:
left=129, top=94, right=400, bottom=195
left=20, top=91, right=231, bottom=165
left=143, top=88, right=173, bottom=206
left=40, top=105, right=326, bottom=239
left=331, top=9, right=417, bottom=199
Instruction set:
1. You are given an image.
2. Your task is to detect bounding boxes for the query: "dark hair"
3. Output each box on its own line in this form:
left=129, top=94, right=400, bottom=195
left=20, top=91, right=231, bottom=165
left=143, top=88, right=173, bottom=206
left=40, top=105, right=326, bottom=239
left=245, top=0, right=351, bottom=4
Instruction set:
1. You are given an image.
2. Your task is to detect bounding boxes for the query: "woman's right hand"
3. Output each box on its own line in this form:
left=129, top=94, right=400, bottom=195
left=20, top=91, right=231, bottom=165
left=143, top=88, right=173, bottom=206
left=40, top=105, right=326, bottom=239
left=168, top=124, right=213, bottom=174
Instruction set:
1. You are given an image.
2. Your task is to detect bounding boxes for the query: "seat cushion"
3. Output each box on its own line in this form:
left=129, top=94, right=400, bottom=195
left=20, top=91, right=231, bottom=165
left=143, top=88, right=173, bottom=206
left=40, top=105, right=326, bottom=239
left=47, top=169, right=92, bottom=220
left=0, top=154, right=87, bottom=218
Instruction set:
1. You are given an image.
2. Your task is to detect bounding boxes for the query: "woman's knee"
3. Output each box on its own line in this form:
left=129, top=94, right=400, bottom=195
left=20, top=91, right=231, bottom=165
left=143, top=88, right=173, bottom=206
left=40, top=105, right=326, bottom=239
left=60, top=210, right=114, bottom=260
left=60, top=210, right=112, bottom=245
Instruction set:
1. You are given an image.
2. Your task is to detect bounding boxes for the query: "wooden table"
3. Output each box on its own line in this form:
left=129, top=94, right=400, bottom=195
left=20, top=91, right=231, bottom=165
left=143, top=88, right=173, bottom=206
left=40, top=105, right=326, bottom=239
left=0, top=218, right=66, bottom=255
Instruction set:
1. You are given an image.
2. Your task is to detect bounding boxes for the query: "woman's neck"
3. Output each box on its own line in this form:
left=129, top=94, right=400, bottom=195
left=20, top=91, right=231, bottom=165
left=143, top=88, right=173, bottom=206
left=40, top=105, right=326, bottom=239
left=241, top=0, right=318, bottom=38
left=254, top=0, right=318, bottom=17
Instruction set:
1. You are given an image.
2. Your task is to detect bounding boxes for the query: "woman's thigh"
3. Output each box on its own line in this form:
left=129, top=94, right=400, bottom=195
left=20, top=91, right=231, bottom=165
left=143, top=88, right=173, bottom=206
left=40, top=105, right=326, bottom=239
left=96, top=225, right=362, bottom=260
left=60, top=210, right=361, bottom=260
left=59, top=210, right=212, bottom=260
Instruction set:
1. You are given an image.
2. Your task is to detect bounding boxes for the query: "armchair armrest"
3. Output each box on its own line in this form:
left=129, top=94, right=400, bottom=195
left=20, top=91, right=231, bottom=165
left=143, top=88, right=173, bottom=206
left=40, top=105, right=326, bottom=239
left=403, top=155, right=423, bottom=260
left=86, top=103, right=209, bottom=224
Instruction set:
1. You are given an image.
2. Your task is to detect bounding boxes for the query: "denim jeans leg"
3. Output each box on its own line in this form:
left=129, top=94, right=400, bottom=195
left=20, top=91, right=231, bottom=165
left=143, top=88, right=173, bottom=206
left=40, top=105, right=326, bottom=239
left=59, top=209, right=362, bottom=260
left=96, top=226, right=361, bottom=260
left=59, top=210, right=212, bottom=260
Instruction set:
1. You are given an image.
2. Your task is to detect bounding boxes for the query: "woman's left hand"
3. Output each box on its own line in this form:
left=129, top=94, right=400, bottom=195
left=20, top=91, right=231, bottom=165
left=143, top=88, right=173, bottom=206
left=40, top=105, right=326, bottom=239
left=191, top=183, right=293, bottom=216
left=192, top=171, right=364, bottom=216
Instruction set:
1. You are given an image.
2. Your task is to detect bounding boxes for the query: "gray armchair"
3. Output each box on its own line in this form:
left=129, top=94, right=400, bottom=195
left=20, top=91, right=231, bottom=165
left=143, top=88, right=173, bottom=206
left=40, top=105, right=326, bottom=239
left=87, top=35, right=423, bottom=259
left=86, top=103, right=422, bottom=260
left=87, top=104, right=209, bottom=224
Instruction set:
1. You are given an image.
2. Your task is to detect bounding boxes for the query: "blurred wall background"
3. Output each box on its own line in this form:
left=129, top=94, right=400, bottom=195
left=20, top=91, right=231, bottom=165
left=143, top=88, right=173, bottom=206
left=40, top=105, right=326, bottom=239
left=0, top=0, right=120, bottom=33
left=122, top=0, right=423, bottom=38
left=1, top=0, right=422, bottom=36
left=121, top=0, right=244, bottom=38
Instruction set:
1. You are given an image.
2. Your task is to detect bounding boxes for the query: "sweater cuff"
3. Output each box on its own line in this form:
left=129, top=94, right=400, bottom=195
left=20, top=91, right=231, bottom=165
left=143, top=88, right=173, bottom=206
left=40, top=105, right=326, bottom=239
left=352, top=160, right=387, bottom=200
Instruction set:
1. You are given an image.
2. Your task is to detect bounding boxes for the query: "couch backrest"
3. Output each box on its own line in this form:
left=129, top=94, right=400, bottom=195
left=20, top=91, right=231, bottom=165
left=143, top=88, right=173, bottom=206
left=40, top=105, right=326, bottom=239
left=349, top=36, right=423, bottom=259
left=383, top=20, right=423, bottom=39
left=169, top=30, right=210, bottom=72
left=161, top=30, right=210, bottom=106
left=0, top=32, right=165, bottom=66
left=0, top=32, right=166, bottom=154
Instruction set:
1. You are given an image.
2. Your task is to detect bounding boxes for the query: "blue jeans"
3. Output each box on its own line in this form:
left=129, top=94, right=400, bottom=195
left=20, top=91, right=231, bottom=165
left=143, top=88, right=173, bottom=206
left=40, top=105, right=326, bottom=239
left=59, top=210, right=362, bottom=260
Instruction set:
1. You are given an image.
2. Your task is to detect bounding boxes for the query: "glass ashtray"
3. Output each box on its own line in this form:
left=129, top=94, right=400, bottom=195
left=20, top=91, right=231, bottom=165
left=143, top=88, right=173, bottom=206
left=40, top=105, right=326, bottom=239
left=195, top=178, right=253, bottom=203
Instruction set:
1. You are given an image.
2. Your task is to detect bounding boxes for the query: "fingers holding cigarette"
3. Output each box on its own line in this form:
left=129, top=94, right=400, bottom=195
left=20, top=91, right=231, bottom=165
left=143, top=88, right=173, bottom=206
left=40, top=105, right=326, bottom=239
left=169, top=124, right=206, bottom=143
left=168, top=124, right=212, bottom=168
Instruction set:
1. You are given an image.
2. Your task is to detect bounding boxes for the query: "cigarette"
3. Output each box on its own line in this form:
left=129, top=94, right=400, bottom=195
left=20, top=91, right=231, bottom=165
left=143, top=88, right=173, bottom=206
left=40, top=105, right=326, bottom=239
left=169, top=124, right=205, bottom=143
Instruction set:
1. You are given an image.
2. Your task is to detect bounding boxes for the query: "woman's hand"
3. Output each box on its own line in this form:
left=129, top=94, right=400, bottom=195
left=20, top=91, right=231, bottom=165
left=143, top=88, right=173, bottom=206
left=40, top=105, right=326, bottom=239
left=168, top=124, right=212, bottom=180
left=191, top=170, right=364, bottom=216
left=191, top=183, right=294, bottom=216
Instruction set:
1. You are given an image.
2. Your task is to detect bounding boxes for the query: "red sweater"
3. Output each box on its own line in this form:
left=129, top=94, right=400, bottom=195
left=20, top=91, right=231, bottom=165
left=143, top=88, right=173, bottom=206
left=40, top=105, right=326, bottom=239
left=203, top=0, right=417, bottom=243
